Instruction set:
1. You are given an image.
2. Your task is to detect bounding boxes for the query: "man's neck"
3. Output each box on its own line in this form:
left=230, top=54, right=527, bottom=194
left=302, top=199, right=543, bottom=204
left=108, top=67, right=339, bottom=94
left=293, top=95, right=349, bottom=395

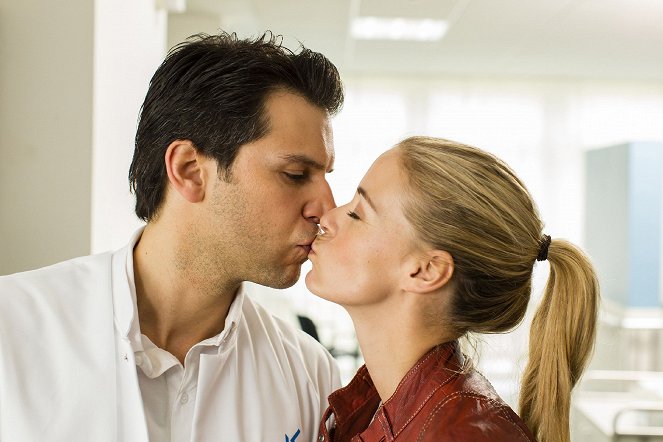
left=132, top=223, right=239, bottom=364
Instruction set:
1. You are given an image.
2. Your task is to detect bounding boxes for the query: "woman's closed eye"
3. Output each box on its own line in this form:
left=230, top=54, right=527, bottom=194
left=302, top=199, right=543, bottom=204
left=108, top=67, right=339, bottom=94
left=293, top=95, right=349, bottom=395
left=347, top=210, right=361, bottom=220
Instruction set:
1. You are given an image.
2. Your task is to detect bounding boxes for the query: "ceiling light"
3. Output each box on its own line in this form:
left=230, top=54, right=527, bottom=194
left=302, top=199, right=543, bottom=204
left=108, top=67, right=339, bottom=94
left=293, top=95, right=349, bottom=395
left=351, top=16, right=448, bottom=42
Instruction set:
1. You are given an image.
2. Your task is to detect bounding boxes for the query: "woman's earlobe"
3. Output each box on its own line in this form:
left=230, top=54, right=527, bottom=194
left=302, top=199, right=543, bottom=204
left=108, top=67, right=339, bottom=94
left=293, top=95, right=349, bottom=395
left=164, top=140, right=207, bottom=203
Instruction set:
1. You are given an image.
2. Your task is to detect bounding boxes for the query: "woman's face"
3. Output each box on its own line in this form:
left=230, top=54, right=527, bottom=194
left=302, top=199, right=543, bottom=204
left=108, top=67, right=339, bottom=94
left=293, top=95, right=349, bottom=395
left=305, top=148, right=421, bottom=307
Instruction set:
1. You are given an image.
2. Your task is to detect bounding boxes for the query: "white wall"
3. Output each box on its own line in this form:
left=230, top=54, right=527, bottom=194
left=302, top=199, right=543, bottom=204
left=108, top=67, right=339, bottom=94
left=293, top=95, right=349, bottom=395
left=167, top=11, right=220, bottom=51
left=0, top=0, right=94, bottom=275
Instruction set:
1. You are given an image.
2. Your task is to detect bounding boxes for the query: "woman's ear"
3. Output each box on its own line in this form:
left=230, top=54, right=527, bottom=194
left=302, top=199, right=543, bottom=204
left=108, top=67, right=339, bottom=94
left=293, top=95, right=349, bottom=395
left=164, top=140, right=208, bottom=203
left=402, top=250, right=454, bottom=294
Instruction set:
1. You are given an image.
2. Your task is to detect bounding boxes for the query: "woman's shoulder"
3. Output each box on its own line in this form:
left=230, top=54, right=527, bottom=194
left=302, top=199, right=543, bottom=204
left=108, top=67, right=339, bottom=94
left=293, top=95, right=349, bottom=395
left=412, top=369, right=536, bottom=441
left=416, top=390, right=535, bottom=441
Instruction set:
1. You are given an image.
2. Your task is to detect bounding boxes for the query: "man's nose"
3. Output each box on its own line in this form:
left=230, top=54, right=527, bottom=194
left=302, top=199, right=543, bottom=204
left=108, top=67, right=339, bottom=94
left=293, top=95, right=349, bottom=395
left=318, top=205, right=340, bottom=237
left=304, top=180, right=336, bottom=224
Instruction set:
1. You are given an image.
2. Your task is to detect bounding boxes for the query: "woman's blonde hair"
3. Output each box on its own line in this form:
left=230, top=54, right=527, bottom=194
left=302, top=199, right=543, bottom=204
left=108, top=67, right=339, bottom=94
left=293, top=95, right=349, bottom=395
left=397, top=136, right=599, bottom=442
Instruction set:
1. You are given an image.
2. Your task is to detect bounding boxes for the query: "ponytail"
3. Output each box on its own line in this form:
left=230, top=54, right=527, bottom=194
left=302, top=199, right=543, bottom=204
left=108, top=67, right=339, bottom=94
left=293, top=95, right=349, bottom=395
left=519, top=239, right=600, bottom=442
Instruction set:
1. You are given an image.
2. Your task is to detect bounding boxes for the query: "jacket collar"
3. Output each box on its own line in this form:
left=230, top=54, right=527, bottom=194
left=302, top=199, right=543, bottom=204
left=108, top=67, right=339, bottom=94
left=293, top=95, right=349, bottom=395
left=322, top=365, right=381, bottom=440
left=112, top=227, right=145, bottom=339
left=326, top=340, right=465, bottom=440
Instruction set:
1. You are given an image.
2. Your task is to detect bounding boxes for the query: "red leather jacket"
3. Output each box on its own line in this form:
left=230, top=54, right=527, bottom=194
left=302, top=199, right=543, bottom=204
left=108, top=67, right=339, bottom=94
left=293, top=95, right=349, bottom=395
left=317, top=341, right=536, bottom=441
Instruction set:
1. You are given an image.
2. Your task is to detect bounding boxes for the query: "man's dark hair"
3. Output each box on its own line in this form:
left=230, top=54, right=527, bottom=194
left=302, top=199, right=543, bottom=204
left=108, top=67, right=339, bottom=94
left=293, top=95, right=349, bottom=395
left=129, top=31, right=344, bottom=222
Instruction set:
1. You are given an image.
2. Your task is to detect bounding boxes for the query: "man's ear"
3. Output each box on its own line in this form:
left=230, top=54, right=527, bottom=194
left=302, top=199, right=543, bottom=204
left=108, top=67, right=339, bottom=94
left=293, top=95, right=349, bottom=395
left=164, top=140, right=208, bottom=203
left=402, top=250, right=454, bottom=294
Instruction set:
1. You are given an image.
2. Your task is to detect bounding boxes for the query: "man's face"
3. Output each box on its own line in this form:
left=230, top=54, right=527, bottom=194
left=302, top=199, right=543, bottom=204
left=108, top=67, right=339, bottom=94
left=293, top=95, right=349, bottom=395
left=199, top=91, right=335, bottom=289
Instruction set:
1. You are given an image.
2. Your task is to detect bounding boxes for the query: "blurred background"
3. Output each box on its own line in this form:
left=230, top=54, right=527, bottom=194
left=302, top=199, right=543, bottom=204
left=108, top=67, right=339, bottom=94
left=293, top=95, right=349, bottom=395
left=1, top=0, right=662, bottom=439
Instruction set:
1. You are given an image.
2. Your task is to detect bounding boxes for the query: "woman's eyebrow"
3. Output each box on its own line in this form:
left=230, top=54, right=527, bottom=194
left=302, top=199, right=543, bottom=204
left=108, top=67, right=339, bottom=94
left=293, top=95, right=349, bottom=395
left=357, top=186, right=377, bottom=212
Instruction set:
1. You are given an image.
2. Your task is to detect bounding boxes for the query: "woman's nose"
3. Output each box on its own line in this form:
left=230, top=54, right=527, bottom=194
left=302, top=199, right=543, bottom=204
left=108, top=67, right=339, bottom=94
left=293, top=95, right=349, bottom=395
left=318, top=204, right=344, bottom=237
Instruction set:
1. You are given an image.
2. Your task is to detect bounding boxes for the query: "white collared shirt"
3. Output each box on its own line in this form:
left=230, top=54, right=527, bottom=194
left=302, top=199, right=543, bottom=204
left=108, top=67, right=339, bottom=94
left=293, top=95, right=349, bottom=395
left=115, top=229, right=341, bottom=442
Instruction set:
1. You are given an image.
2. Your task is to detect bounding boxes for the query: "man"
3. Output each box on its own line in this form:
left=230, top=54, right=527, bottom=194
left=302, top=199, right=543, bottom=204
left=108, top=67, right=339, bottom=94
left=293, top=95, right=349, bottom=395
left=0, top=32, right=344, bottom=441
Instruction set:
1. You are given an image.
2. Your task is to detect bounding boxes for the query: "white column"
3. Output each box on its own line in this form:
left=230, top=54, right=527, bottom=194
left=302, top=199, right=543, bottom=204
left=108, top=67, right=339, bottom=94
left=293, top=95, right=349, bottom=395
left=91, top=0, right=168, bottom=253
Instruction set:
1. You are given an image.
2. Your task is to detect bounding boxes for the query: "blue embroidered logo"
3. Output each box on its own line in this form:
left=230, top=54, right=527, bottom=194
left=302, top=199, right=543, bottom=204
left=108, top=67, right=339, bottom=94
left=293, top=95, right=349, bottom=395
left=285, top=429, right=300, bottom=442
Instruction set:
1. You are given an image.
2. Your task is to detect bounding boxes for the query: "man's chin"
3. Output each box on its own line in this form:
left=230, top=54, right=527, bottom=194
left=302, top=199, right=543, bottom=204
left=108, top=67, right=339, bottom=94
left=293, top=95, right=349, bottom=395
left=257, top=265, right=301, bottom=289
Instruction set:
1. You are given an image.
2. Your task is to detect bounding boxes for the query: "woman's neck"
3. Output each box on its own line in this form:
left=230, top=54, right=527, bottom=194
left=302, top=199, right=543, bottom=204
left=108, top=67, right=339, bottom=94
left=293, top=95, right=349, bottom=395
left=348, top=304, right=455, bottom=403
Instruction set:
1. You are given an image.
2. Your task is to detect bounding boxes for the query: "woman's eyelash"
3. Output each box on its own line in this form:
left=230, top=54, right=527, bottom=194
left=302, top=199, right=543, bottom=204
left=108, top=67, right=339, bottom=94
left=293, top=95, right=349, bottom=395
left=347, top=211, right=360, bottom=220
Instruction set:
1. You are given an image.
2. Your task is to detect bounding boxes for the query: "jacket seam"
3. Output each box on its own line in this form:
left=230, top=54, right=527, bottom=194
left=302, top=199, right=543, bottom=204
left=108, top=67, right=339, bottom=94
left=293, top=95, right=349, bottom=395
left=386, top=344, right=457, bottom=406
left=392, top=356, right=473, bottom=436
left=415, top=391, right=530, bottom=442
left=390, top=371, right=457, bottom=437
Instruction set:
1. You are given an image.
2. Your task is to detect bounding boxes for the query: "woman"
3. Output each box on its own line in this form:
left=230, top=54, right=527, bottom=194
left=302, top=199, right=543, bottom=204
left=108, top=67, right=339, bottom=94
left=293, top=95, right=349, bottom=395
left=306, top=136, right=599, bottom=442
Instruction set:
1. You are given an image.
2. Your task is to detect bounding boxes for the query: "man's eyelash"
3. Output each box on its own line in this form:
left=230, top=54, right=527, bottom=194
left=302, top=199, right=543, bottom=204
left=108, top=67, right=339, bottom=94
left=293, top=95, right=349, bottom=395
left=347, top=211, right=360, bottom=220
left=284, top=172, right=308, bottom=182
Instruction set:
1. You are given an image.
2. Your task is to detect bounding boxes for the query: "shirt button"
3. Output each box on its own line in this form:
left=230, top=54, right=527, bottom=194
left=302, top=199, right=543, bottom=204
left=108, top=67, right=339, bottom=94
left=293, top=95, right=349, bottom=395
left=135, top=355, right=143, bottom=365
left=180, top=393, right=189, bottom=404
left=318, top=435, right=325, bottom=442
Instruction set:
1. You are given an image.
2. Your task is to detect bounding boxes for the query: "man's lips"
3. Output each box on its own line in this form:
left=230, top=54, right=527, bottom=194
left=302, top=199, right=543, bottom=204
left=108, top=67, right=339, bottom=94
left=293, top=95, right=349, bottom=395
left=299, top=233, right=318, bottom=256
left=298, top=239, right=315, bottom=255
left=308, top=238, right=321, bottom=256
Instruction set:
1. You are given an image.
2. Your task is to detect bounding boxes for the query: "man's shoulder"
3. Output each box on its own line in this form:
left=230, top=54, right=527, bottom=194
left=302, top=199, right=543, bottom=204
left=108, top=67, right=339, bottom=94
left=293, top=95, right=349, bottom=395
left=0, top=251, right=112, bottom=287
left=0, top=252, right=114, bottom=316
left=242, top=296, right=327, bottom=351
left=239, top=295, right=341, bottom=400
left=240, top=295, right=337, bottom=368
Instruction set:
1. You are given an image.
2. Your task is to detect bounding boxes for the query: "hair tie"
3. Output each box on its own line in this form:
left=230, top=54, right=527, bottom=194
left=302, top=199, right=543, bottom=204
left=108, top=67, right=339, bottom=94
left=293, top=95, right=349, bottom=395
left=536, top=234, right=552, bottom=261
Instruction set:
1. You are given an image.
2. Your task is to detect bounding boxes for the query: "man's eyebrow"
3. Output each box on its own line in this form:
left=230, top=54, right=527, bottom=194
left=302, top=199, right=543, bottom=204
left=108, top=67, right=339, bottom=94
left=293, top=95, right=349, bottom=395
left=278, top=154, right=333, bottom=172
left=357, top=186, right=377, bottom=212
